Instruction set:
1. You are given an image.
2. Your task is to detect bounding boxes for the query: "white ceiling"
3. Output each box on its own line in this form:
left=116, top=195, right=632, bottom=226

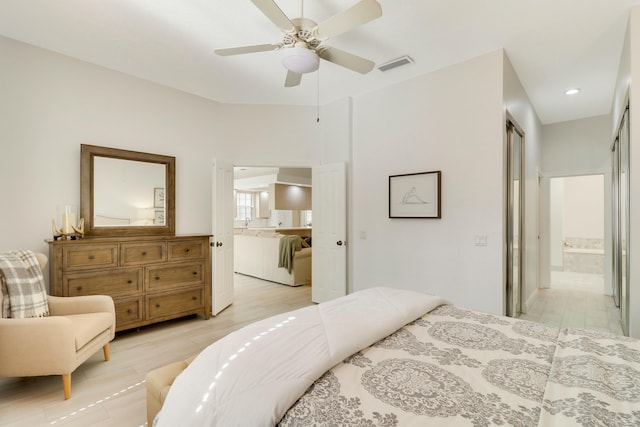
left=0, top=0, right=637, bottom=124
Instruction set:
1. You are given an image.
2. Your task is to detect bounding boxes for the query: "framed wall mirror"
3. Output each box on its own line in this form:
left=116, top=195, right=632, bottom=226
left=81, top=144, right=176, bottom=236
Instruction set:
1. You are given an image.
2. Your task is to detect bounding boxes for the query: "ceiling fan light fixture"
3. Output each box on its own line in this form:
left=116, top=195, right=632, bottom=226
left=281, top=44, right=319, bottom=74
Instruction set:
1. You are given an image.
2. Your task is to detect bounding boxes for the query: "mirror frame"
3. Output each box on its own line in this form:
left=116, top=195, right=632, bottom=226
left=81, top=144, right=176, bottom=236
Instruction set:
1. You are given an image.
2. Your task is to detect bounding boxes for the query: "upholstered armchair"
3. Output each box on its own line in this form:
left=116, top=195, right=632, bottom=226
left=0, top=253, right=116, bottom=399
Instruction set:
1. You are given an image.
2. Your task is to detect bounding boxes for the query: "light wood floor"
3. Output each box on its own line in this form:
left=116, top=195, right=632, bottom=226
left=0, top=275, right=313, bottom=427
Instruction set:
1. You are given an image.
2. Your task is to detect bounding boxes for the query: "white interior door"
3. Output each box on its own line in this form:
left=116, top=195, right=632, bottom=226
left=211, top=158, right=234, bottom=315
left=312, top=162, right=347, bottom=303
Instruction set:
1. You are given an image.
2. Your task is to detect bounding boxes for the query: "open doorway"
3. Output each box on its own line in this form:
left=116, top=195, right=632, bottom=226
left=524, top=173, right=622, bottom=335
left=211, top=163, right=347, bottom=312
left=506, top=117, right=524, bottom=318
left=549, top=175, right=605, bottom=293
left=232, top=166, right=313, bottom=301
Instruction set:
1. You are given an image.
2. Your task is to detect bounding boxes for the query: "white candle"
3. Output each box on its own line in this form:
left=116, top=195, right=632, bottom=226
left=62, top=213, right=76, bottom=234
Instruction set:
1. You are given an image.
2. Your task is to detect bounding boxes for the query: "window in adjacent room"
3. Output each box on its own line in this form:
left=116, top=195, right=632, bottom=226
left=302, top=210, right=312, bottom=226
left=236, top=191, right=254, bottom=221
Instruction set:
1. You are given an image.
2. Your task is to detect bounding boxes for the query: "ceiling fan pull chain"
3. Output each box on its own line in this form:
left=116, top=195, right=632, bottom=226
left=317, top=65, right=320, bottom=123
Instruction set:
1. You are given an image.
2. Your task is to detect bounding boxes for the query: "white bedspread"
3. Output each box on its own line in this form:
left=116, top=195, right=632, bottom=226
left=155, top=287, right=448, bottom=427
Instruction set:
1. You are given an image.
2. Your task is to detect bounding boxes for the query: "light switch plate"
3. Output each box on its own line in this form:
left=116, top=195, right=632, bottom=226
left=474, top=235, right=488, bottom=246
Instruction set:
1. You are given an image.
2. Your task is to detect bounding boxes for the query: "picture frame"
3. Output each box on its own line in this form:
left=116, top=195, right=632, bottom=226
left=154, top=187, right=165, bottom=208
left=389, top=171, right=441, bottom=218
left=154, top=209, right=165, bottom=225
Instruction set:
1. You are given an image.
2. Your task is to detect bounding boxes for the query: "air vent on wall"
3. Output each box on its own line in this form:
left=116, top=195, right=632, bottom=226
left=377, top=55, right=414, bottom=72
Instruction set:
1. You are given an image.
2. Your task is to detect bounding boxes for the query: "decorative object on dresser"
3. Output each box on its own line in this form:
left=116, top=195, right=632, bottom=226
left=52, top=204, right=85, bottom=240
left=48, top=235, right=211, bottom=332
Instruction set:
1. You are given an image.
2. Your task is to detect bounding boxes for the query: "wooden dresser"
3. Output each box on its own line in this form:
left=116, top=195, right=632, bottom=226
left=48, top=235, right=211, bottom=332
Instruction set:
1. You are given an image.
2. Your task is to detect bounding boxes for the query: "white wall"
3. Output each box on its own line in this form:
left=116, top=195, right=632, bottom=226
left=0, top=36, right=318, bottom=287
left=603, top=5, right=640, bottom=337
left=563, top=175, right=605, bottom=239
left=316, top=97, right=352, bottom=165
left=542, top=115, right=612, bottom=174
left=351, top=50, right=506, bottom=315
left=349, top=50, right=541, bottom=316
left=625, top=6, right=640, bottom=338
left=612, top=13, right=631, bottom=136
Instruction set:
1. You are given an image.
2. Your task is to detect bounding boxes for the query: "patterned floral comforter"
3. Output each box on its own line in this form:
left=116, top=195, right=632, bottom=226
left=279, top=305, right=640, bottom=426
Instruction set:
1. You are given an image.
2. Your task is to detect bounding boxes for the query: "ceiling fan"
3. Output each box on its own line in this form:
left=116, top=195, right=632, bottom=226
left=215, top=0, right=382, bottom=87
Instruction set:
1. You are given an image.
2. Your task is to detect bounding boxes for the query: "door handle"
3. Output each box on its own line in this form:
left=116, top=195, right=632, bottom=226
left=216, top=242, right=223, bottom=247
left=337, top=240, right=343, bottom=246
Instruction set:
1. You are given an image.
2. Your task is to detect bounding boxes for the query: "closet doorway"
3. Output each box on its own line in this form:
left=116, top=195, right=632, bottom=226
left=612, top=105, right=630, bottom=335
left=506, top=116, right=524, bottom=318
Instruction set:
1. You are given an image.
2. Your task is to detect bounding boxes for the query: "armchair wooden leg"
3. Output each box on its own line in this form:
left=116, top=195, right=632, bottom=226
left=103, top=343, right=110, bottom=361
left=62, top=374, right=71, bottom=400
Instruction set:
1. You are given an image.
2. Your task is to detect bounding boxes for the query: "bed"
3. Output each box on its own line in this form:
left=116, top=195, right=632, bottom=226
left=152, top=287, right=640, bottom=426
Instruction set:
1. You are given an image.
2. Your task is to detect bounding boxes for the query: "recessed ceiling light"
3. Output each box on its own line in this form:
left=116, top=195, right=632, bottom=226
left=565, top=88, right=581, bottom=95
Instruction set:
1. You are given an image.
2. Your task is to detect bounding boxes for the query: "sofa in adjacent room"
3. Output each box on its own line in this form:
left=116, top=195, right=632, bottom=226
left=233, top=230, right=311, bottom=286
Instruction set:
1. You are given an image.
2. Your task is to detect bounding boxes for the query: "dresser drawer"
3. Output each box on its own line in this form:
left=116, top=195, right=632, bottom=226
left=146, top=262, right=204, bottom=291
left=64, top=268, right=142, bottom=297
left=146, top=287, right=204, bottom=319
left=62, top=244, right=118, bottom=270
left=115, top=296, right=144, bottom=330
left=120, top=242, right=166, bottom=266
left=168, top=240, right=206, bottom=261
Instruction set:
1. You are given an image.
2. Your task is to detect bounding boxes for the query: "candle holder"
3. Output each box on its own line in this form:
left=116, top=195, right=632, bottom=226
left=52, top=205, right=84, bottom=240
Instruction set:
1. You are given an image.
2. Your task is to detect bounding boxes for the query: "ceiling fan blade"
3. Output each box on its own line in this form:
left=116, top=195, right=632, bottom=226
left=251, top=0, right=295, bottom=32
left=215, top=43, right=280, bottom=56
left=314, top=0, right=382, bottom=39
left=317, top=46, right=375, bottom=74
left=284, top=70, right=302, bottom=87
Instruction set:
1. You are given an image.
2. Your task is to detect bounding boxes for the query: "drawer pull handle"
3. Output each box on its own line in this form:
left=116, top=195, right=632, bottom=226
left=193, top=271, right=197, bottom=275
left=88, top=255, right=95, bottom=260
left=127, top=309, right=133, bottom=314
left=142, top=252, right=147, bottom=256
left=192, top=296, right=197, bottom=300
left=127, top=280, right=133, bottom=284
left=184, top=248, right=190, bottom=253
left=76, top=286, right=82, bottom=291
left=156, top=304, right=160, bottom=308
left=155, top=276, right=160, bottom=281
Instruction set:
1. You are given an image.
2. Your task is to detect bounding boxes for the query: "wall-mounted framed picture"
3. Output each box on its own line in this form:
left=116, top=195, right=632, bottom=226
left=389, top=171, right=441, bottom=218
left=154, top=209, right=165, bottom=225
left=154, top=187, right=165, bottom=208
